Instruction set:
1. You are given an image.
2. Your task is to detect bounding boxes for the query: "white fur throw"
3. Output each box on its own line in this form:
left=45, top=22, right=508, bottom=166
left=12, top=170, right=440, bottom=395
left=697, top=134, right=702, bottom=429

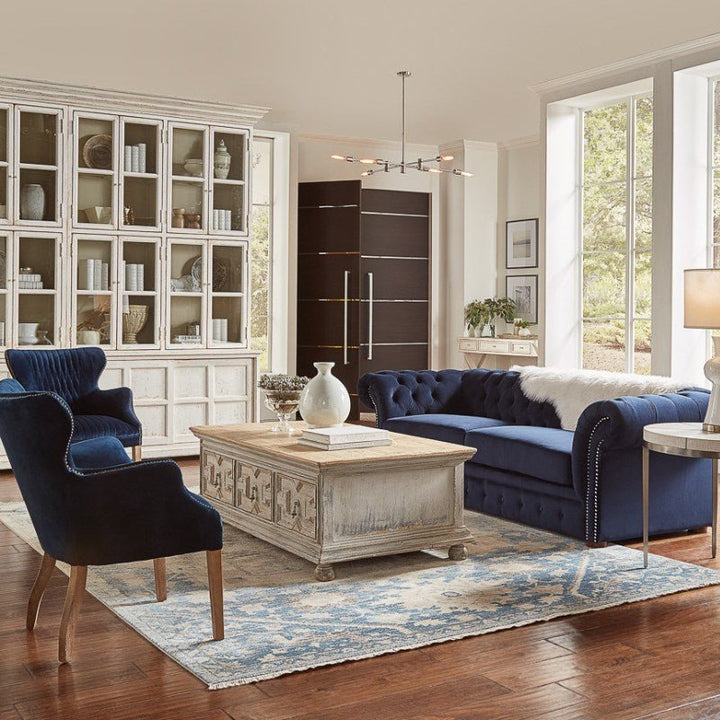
left=512, top=366, right=692, bottom=431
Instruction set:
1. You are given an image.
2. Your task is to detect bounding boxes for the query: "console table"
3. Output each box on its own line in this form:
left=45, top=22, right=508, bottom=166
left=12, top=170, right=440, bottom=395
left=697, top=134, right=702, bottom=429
left=642, top=422, right=719, bottom=568
left=458, top=336, right=538, bottom=370
left=191, top=422, right=474, bottom=581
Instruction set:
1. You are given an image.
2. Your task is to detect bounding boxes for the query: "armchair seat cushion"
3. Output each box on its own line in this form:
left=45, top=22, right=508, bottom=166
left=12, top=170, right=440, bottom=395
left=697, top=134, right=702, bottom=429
left=69, top=437, right=132, bottom=470
left=384, top=414, right=508, bottom=445
left=466, top=425, right=574, bottom=487
left=73, top=415, right=141, bottom=447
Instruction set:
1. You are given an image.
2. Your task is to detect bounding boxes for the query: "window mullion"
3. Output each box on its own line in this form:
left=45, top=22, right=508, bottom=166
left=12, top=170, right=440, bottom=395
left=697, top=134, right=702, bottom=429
left=626, top=99, right=636, bottom=373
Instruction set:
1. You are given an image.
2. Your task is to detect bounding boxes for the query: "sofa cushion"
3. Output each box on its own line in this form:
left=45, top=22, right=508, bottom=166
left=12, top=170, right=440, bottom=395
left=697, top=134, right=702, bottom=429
left=384, top=414, right=508, bottom=445
left=465, top=425, right=574, bottom=487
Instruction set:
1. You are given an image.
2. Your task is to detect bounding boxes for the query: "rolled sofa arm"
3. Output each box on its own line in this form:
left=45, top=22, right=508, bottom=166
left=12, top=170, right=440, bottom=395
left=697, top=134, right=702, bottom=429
left=358, top=370, right=465, bottom=425
left=572, top=389, right=709, bottom=495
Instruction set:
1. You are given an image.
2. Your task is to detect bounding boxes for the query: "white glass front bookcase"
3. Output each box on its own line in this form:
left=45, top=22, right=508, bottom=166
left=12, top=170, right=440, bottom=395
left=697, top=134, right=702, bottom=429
left=13, top=232, right=61, bottom=346
left=120, top=118, right=162, bottom=231
left=119, top=236, right=160, bottom=348
left=15, top=106, right=63, bottom=226
left=0, top=232, right=9, bottom=347
left=167, top=238, right=206, bottom=347
left=209, top=127, right=249, bottom=236
left=73, top=112, right=117, bottom=229
left=0, top=105, right=10, bottom=224
left=209, top=241, right=247, bottom=347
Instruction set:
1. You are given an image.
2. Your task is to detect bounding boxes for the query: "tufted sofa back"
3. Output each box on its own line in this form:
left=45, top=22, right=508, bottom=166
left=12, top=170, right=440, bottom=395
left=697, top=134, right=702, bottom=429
left=358, top=369, right=561, bottom=427
left=5, top=347, right=106, bottom=407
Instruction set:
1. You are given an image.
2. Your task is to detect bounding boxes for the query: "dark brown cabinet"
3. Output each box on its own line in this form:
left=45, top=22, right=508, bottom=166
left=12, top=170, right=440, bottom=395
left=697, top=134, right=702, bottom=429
left=297, top=180, right=430, bottom=418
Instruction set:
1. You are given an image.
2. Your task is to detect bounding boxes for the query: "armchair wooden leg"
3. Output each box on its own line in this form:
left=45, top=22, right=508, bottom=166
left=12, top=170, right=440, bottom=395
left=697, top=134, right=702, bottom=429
left=153, top=558, right=167, bottom=602
left=206, top=550, right=224, bottom=641
left=26, top=553, right=56, bottom=631
left=59, top=566, right=87, bottom=664
left=132, top=445, right=142, bottom=462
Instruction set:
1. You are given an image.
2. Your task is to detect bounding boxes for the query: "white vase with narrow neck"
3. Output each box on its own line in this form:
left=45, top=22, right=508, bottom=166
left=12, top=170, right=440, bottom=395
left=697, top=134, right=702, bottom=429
left=299, top=362, right=351, bottom=428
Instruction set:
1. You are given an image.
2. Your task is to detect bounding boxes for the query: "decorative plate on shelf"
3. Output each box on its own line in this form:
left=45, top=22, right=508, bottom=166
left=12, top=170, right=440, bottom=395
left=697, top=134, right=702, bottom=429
left=182, top=256, right=229, bottom=292
left=82, top=134, right=113, bottom=169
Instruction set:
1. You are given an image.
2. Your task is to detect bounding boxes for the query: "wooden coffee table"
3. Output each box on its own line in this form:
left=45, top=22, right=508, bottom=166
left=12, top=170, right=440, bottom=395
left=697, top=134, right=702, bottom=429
left=191, top=422, right=475, bottom=581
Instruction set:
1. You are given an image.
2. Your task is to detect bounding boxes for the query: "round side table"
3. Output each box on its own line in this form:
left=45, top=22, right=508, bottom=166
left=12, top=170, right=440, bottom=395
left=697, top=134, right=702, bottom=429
left=642, top=422, right=719, bottom=568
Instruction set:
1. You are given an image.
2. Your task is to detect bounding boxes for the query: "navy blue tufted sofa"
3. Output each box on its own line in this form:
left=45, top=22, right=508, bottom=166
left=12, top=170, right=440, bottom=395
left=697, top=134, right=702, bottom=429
left=358, top=368, right=712, bottom=544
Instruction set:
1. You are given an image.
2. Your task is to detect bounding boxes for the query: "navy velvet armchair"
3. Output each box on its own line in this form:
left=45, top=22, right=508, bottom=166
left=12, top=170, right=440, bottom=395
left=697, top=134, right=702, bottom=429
left=0, top=378, right=224, bottom=663
left=5, top=347, right=143, bottom=459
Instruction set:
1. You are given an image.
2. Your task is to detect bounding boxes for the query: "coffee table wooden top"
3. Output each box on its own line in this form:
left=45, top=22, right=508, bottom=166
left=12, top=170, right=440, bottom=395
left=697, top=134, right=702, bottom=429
left=190, top=422, right=475, bottom=469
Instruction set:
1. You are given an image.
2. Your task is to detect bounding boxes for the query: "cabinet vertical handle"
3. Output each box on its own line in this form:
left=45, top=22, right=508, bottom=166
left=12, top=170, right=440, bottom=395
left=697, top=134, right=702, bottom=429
left=343, top=270, right=349, bottom=365
left=367, top=272, right=374, bottom=361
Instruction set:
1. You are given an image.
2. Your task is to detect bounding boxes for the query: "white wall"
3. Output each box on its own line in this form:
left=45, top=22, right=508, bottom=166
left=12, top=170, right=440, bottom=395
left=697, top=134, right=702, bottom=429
left=496, top=139, right=543, bottom=345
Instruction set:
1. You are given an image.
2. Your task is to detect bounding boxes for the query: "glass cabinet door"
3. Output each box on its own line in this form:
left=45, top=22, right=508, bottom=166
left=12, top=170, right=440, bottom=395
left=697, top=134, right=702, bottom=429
left=0, top=106, right=11, bottom=223
left=0, top=233, right=9, bottom=347
left=74, top=113, right=117, bottom=228
left=15, top=233, right=60, bottom=346
left=15, top=107, right=62, bottom=225
left=168, top=123, right=207, bottom=233
left=120, top=118, right=162, bottom=231
left=209, top=127, right=248, bottom=235
left=209, top=242, right=247, bottom=346
left=120, top=237, right=160, bottom=347
left=74, top=235, right=114, bottom=347
left=168, top=239, right=206, bottom=347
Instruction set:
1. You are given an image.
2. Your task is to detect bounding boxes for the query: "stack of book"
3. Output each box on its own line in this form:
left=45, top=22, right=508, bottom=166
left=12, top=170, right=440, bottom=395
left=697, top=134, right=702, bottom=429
left=299, top=425, right=391, bottom=451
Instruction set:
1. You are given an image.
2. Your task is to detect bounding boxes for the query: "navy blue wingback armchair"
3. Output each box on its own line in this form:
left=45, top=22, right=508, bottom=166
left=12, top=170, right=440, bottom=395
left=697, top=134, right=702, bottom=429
left=0, top=379, right=224, bottom=663
left=5, top=347, right=142, bottom=459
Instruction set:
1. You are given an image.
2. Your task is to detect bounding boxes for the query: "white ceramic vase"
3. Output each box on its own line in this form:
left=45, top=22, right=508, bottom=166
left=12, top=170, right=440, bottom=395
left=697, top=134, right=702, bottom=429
left=20, top=184, right=45, bottom=221
left=214, top=140, right=231, bottom=179
left=299, top=362, right=351, bottom=428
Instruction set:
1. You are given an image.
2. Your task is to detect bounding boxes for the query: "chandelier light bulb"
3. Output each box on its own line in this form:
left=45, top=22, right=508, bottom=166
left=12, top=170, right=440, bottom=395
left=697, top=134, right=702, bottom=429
left=427, top=167, right=443, bottom=174
left=440, top=154, right=454, bottom=161
left=331, top=154, right=345, bottom=160
left=359, top=158, right=375, bottom=164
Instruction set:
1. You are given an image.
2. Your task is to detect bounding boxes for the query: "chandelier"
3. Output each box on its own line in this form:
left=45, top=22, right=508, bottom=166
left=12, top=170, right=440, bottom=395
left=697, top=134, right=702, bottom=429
left=331, top=71, right=473, bottom=178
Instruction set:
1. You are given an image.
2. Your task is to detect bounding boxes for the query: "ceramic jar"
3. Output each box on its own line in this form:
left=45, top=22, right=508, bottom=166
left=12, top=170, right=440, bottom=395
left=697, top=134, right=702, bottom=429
left=20, top=184, right=45, bottom=221
left=299, top=362, right=351, bottom=428
left=214, top=140, right=231, bottom=179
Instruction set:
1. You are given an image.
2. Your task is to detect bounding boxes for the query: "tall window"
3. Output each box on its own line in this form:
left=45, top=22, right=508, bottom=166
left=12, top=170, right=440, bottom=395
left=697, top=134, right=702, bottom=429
left=581, top=95, right=653, bottom=373
left=251, top=136, right=273, bottom=370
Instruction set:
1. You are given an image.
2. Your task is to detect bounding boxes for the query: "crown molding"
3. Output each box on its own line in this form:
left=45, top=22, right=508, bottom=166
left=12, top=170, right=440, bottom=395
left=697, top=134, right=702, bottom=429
left=499, top=135, right=540, bottom=151
left=0, top=75, right=269, bottom=126
left=439, top=139, right=497, bottom=155
left=529, top=32, right=720, bottom=96
left=297, top=132, right=438, bottom=153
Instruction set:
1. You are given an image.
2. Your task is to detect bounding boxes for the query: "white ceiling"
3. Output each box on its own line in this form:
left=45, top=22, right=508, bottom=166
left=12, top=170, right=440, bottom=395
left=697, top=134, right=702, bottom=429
left=3, top=0, right=720, bottom=144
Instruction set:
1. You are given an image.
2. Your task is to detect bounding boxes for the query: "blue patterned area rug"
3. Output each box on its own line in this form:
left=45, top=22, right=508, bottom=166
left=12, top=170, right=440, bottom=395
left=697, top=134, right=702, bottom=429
left=3, top=501, right=720, bottom=689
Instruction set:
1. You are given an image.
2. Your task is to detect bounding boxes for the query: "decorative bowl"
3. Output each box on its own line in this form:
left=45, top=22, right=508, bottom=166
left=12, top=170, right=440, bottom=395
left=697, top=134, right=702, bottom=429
left=184, top=159, right=204, bottom=177
left=82, top=134, right=113, bottom=170
left=18, top=322, right=39, bottom=343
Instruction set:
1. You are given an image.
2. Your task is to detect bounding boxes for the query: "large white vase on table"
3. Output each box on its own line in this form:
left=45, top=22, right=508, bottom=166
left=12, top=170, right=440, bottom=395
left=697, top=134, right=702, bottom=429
left=299, top=362, right=351, bottom=428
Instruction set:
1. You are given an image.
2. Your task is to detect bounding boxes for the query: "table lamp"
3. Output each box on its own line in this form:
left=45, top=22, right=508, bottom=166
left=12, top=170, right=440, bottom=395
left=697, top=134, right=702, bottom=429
left=684, top=268, right=720, bottom=431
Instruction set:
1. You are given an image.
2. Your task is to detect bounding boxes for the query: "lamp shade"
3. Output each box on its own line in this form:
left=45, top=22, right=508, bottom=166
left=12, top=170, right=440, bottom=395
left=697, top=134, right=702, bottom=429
left=684, top=268, right=720, bottom=329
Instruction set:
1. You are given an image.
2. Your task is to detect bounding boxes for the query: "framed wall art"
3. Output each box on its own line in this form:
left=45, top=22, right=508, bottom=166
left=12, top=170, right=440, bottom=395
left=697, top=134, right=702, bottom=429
left=506, top=218, right=538, bottom=269
left=506, top=274, right=538, bottom=324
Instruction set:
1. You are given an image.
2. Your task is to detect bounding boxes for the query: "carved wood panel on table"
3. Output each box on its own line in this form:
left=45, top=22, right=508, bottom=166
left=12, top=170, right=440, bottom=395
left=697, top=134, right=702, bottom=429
left=235, top=463, right=273, bottom=520
left=275, top=474, right=317, bottom=539
left=201, top=450, right=235, bottom=506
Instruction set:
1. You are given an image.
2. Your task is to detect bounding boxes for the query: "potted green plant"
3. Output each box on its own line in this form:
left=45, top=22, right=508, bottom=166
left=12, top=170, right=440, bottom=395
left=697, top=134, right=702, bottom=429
left=477, top=297, right=517, bottom=337
left=513, top=318, right=535, bottom=337
left=464, top=300, right=484, bottom=336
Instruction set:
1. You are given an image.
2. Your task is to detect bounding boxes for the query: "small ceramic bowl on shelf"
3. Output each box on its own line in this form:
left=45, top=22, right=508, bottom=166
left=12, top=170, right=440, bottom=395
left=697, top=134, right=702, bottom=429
left=183, top=159, right=204, bottom=177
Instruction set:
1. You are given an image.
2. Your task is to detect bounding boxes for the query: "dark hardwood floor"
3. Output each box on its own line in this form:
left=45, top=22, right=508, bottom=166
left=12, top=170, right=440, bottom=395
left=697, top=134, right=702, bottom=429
left=3, top=460, right=720, bottom=719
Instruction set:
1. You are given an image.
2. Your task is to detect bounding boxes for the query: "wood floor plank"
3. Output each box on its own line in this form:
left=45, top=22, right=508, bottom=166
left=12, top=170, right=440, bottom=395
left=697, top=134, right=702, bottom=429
left=1, top=460, right=719, bottom=719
